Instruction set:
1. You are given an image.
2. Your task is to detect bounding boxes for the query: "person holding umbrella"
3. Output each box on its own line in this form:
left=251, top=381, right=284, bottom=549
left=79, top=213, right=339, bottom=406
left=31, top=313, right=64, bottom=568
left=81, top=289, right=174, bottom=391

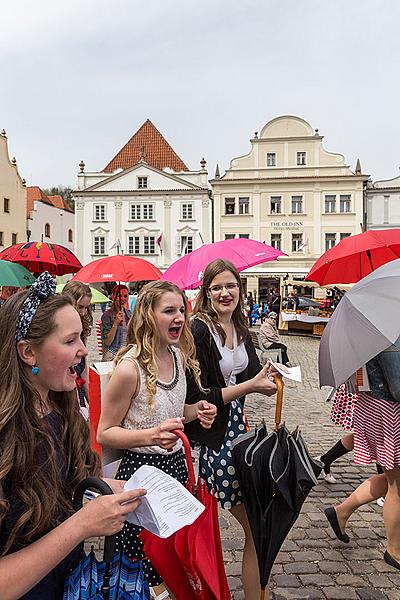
left=97, top=281, right=217, bottom=599
left=100, top=284, right=131, bottom=361
left=185, top=259, right=278, bottom=600
left=0, top=273, right=144, bottom=599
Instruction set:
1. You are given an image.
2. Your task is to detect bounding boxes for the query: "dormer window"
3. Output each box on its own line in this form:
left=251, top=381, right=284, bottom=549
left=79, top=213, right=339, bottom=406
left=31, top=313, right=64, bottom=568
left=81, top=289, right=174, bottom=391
left=266, top=153, right=276, bottom=167
left=297, top=152, right=306, bottom=166
left=138, top=176, right=148, bottom=189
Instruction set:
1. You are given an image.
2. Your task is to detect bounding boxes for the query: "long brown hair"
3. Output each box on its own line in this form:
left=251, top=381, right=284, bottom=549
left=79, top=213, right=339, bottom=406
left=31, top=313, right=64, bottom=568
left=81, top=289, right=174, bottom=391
left=193, top=259, right=248, bottom=345
left=0, top=292, right=100, bottom=556
left=116, top=281, right=204, bottom=407
left=62, top=280, right=93, bottom=340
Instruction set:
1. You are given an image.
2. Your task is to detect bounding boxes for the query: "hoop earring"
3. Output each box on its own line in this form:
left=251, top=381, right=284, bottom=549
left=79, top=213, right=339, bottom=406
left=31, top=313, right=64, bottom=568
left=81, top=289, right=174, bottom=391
left=31, top=365, right=40, bottom=375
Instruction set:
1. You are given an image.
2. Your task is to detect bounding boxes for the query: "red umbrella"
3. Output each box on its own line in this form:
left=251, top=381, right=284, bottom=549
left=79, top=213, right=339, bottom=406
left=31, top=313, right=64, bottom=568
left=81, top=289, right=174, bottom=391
left=305, top=229, right=400, bottom=285
left=72, top=255, right=162, bottom=283
left=161, top=238, right=286, bottom=289
left=0, top=242, right=82, bottom=276
left=140, top=431, right=230, bottom=600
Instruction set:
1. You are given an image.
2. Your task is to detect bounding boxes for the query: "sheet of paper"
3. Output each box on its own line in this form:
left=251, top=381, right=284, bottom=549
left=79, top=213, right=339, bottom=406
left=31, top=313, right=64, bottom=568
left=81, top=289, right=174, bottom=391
left=270, top=360, right=302, bottom=382
left=124, top=464, right=205, bottom=538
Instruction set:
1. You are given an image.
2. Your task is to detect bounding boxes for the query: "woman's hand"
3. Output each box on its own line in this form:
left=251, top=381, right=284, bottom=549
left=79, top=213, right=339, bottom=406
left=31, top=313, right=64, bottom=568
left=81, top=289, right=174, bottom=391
left=102, top=478, right=125, bottom=494
left=197, top=401, right=217, bottom=429
left=76, top=488, right=146, bottom=539
left=151, top=417, right=185, bottom=451
left=251, top=364, right=278, bottom=396
left=115, top=310, right=124, bottom=325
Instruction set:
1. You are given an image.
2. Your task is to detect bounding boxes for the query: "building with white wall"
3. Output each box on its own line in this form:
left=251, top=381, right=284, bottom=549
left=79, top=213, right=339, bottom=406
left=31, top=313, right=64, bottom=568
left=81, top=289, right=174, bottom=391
left=366, top=172, right=400, bottom=230
left=0, top=129, right=26, bottom=249
left=73, top=120, right=211, bottom=268
left=210, top=115, right=368, bottom=299
left=27, top=187, right=75, bottom=251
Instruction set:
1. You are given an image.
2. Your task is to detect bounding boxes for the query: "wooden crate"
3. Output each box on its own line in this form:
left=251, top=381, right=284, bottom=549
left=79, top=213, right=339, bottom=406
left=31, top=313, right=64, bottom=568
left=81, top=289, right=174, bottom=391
left=313, top=323, right=326, bottom=336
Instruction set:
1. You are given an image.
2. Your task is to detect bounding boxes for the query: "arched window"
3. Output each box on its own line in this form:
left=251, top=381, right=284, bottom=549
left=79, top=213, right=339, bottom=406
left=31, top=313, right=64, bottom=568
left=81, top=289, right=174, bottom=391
left=68, top=229, right=73, bottom=242
left=44, top=223, right=51, bottom=238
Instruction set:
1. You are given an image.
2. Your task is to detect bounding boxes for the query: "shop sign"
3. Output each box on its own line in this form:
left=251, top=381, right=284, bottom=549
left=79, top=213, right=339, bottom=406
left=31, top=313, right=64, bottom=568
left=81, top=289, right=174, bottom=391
left=271, top=221, right=304, bottom=230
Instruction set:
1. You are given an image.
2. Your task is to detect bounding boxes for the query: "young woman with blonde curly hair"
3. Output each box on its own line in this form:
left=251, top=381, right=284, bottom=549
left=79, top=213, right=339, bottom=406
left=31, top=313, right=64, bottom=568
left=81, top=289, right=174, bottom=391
left=97, top=280, right=216, bottom=599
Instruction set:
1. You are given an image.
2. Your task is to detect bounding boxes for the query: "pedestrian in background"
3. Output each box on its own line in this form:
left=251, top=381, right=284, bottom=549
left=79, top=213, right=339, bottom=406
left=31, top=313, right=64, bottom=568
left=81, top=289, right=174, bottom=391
left=100, top=284, right=131, bottom=361
left=0, top=273, right=144, bottom=599
left=259, top=311, right=290, bottom=365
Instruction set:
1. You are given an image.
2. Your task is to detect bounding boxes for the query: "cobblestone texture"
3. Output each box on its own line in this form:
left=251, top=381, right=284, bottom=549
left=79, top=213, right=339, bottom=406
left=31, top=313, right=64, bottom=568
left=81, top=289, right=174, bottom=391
left=85, top=313, right=398, bottom=600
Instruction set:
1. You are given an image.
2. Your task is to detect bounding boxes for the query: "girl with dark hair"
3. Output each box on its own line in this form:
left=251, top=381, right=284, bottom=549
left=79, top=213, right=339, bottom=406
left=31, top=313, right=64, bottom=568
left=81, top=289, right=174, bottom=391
left=0, top=273, right=144, bottom=600
left=101, top=284, right=131, bottom=361
left=185, top=259, right=278, bottom=600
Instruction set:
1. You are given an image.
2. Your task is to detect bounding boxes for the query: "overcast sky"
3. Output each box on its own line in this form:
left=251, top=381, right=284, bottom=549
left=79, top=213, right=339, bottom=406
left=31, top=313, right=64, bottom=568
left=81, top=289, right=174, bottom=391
left=1, top=0, right=400, bottom=188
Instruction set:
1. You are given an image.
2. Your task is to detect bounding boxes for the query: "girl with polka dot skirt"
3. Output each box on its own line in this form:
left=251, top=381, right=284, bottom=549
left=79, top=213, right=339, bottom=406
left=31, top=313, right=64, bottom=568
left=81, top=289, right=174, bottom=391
left=185, top=259, right=278, bottom=600
left=97, top=281, right=216, bottom=600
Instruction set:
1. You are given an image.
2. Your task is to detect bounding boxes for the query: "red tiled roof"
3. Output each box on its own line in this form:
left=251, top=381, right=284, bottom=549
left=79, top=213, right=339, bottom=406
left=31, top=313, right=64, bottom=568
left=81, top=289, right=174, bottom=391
left=26, top=187, right=73, bottom=218
left=48, top=195, right=73, bottom=212
left=103, top=119, right=189, bottom=173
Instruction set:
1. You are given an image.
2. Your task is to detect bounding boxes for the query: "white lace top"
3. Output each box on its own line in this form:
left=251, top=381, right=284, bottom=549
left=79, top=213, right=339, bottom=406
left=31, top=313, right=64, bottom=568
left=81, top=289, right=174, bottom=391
left=120, top=345, right=186, bottom=454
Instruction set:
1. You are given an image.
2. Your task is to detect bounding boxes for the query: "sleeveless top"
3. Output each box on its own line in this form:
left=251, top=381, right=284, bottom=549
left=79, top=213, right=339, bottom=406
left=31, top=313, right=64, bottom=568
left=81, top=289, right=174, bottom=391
left=209, top=325, right=249, bottom=386
left=120, top=345, right=186, bottom=454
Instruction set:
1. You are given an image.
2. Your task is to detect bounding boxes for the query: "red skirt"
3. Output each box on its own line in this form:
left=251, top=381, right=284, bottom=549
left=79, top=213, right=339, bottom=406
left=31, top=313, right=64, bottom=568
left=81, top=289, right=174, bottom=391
left=354, top=392, right=400, bottom=470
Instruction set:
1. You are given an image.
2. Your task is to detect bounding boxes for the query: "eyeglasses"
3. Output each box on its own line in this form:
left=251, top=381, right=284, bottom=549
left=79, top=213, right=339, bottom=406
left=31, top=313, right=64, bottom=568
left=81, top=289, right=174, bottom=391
left=209, top=283, right=239, bottom=294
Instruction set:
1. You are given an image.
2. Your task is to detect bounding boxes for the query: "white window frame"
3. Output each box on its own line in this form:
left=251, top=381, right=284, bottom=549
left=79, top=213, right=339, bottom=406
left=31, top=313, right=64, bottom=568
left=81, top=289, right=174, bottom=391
left=325, top=195, right=336, bottom=213
left=142, top=204, right=154, bottom=220
left=127, top=236, right=140, bottom=255
left=143, top=235, right=156, bottom=255
left=178, top=235, right=194, bottom=255
left=340, top=233, right=351, bottom=241
left=271, top=233, right=282, bottom=251
left=325, top=233, right=336, bottom=251
left=181, top=203, right=194, bottom=220
left=291, top=196, right=303, bottom=214
left=137, top=176, right=148, bottom=189
left=94, top=204, right=106, bottom=221
left=224, top=197, right=236, bottom=215
left=270, top=196, right=282, bottom=214
left=238, top=197, right=250, bottom=215
left=297, top=152, right=306, bottom=166
left=130, top=204, right=141, bottom=220
left=340, top=195, right=351, bottom=213
left=93, top=235, right=106, bottom=255
left=292, top=233, right=303, bottom=253
left=266, top=153, right=276, bottom=167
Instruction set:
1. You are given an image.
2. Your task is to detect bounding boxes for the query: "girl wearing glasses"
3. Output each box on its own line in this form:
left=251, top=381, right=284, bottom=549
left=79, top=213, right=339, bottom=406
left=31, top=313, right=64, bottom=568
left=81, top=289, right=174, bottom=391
left=185, top=259, right=278, bottom=600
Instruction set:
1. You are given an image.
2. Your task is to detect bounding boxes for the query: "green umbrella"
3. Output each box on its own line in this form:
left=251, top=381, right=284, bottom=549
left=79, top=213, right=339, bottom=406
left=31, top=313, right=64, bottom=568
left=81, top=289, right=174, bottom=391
left=56, top=283, right=109, bottom=304
left=0, top=260, right=36, bottom=287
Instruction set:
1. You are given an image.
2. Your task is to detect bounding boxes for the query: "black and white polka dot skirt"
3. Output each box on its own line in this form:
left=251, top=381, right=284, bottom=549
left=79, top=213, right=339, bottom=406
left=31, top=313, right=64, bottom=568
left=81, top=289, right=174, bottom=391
left=115, top=449, right=188, bottom=587
left=199, top=399, right=247, bottom=510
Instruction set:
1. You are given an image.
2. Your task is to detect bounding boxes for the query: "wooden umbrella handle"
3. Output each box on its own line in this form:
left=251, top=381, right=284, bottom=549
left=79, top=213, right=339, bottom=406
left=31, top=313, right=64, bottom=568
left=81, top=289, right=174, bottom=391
left=274, top=375, right=284, bottom=432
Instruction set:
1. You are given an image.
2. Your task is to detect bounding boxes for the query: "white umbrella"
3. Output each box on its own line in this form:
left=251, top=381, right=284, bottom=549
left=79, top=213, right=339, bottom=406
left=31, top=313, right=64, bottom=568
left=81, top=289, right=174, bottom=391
left=319, top=258, right=400, bottom=388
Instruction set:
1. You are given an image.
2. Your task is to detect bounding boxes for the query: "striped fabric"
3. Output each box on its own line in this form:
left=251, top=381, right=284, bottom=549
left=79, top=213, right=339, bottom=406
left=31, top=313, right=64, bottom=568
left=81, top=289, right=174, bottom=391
left=354, top=392, right=400, bottom=470
left=96, top=320, right=103, bottom=355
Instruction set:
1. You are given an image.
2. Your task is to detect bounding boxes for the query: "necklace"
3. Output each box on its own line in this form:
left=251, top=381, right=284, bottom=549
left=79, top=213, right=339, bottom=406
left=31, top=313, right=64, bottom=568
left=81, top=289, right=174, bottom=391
left=157, top=348, right=180, bottom=390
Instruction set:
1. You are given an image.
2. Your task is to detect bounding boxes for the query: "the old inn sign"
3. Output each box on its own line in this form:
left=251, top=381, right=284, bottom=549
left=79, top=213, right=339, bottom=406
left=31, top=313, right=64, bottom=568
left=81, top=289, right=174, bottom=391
left=271, top=221, right=304, bottom=230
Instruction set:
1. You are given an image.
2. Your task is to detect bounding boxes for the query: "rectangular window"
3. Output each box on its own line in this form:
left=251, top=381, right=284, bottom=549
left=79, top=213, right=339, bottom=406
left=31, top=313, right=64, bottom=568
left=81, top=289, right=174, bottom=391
left=238, top=234, right=250, bottom=238
left=11, top=233, right=17, bottom=245
left=266, top=153, right=276, bottom=167
left=138, top=176, right=148, bottom=189
left=128, top=236, right=140, bottom=254
left=130, top=204, right=141, bottom=220
left=93, top=236, right=105, bottom=255
left=94, top=204, right=106, bottom=221
left=142, top=204, right=154, bottom=220
left=225, top=198, right=235, bottom=215
left=143, top=236, right=155, bottom=254
left=291, top=196, right=303, bottom=214
left=271, top=233, right=282, bottom=251
left=0, top=232, right=3, bottom=246
left=181, top=203, right=193, bottom=220
left=340, top=233, right=351, bottom=241
left=180, top=235, right=193, bottom=255
left=270, top=196, right=282, bottom=214
left=325, top=195, right=336, bottom=213
left=224, top=234, right=235, bottom=240
left=297, top=152, right=306, bottom=166
left=325, top=233, right=336, bottom=251
left=292, top=233, right=303, bottom=253
left=238, top=197, right=250, bottom=215
left=4, top=198, right=10, bottom=213
left=340, top=195, right=351, bottom=213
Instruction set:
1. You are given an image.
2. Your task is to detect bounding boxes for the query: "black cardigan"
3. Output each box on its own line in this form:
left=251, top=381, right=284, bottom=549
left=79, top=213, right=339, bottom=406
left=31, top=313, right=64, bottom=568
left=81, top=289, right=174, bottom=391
left=185, top=318, right=262, bottom=451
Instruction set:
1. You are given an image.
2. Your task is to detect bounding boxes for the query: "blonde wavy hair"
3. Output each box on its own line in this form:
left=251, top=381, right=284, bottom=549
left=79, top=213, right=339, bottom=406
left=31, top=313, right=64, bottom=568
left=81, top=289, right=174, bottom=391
left=116, top=281, right=204, bottom=407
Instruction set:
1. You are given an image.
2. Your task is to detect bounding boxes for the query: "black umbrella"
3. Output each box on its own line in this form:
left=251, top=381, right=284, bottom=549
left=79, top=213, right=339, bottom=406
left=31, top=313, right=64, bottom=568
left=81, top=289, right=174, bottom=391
left=232, top=379, right=322, bottom=600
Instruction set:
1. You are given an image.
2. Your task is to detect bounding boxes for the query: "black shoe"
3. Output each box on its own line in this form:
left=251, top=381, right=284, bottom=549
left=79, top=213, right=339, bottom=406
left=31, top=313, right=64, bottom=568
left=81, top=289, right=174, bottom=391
left=384, top=550, right=400, bottom=571
left=324, top=507, right=350, bottom=543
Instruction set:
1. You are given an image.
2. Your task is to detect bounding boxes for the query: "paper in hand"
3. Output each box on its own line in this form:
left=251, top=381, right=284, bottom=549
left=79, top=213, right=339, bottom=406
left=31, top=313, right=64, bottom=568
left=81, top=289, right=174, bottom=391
left=270, top=360, right=302, bottom=382
left=124, top=464, right=205, bottom=538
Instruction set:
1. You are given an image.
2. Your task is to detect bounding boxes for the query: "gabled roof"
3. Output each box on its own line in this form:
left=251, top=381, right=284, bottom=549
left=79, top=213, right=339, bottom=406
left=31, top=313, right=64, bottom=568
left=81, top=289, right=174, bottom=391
left=103, top=119, right=188, bottom=173
left=26, top=187, right=73, bottom=218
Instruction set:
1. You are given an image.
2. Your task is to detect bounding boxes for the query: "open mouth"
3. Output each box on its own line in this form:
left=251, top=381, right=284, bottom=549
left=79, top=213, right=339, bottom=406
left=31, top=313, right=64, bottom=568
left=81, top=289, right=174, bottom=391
left=68, top=365, right=78, bottom=376
left=168, top=326, right=182, bottom=339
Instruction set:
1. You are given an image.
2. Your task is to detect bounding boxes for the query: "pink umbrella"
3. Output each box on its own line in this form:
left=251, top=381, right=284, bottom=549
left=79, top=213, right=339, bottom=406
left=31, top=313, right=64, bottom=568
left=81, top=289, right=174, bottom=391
left=161, top=238, right=286, bottom=289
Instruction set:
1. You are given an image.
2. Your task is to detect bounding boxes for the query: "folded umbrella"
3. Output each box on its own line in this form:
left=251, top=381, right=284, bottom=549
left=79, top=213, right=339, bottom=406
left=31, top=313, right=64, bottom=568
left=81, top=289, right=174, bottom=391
left=319, top=258, right=400, bottom=388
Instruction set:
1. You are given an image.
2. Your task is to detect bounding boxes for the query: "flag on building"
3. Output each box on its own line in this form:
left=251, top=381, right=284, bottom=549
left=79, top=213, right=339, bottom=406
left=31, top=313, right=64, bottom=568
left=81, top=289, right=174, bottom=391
left=156, top=233, right=163, bottom=254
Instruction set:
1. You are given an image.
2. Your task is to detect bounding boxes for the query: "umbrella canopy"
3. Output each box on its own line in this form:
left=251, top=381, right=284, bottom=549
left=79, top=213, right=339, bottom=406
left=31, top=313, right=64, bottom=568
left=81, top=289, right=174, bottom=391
left=0, top=259, right=35, bottom=287
left=140, top=431, right=230, bottom=600
left=231, top=380, right=321, bottom=597
left=0, top=242, right=82, bottom=276
left=305, top=228, right=400, bottom=285
left=56, top=283, right=109, bottom=304
left=319, top=258, right=400, bottom=388
left=161, top=238, right=286, bottom=290
left=72, top=255, right=161, bottom=284
left=63, top=478, right=150, bottom=600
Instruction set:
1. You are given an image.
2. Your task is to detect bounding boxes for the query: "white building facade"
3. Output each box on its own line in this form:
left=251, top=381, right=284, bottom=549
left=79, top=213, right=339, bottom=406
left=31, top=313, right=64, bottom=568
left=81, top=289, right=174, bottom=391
left=27, top=187, right=74, bottom=251
left=366, top=172, right=400, bottom=230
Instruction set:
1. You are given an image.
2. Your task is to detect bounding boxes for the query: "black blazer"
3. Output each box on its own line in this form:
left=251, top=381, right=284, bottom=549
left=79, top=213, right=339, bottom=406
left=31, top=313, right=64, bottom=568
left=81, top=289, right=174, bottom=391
left=185, top=318, right=262, bottom=451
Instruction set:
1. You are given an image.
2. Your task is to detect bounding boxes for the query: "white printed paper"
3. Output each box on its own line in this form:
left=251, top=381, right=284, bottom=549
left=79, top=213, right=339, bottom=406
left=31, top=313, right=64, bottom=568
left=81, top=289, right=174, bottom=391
left=270, top=360, right=302, bottom=382
left=124, top=465, right=205, bottom=538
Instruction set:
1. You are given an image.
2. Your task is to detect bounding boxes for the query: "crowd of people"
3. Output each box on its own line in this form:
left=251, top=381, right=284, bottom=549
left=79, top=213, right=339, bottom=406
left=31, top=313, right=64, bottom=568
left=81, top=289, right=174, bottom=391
left=0, top=258, right=399, bottom=600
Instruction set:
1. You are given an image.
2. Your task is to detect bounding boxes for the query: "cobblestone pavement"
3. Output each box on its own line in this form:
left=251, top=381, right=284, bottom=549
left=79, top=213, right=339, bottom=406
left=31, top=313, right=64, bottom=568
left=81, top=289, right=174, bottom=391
left=86, top=312, right=398, bottom=600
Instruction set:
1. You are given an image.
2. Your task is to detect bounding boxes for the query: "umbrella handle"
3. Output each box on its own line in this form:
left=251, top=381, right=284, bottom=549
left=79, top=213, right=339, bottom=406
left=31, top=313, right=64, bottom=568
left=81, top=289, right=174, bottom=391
left=273, top=375, right=284, bottom=432
left=73, top=476, right=116, bottom=563
left=172, top=429, right=197, bottom=491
